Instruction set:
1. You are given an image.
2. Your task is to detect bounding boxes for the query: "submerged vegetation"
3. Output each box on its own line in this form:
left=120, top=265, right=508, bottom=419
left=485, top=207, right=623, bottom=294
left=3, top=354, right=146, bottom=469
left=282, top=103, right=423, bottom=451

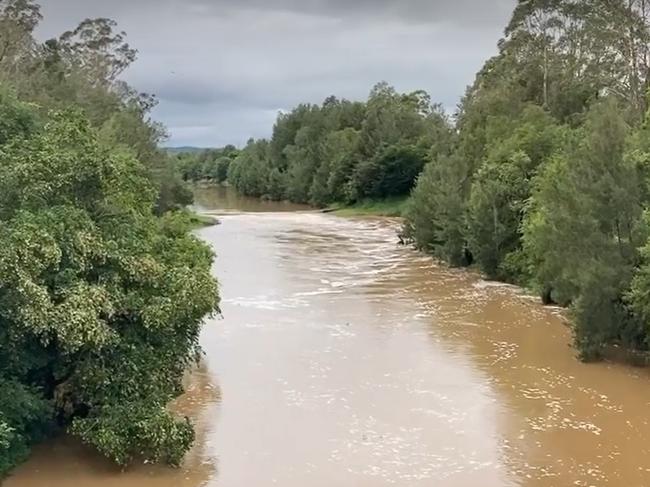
left=329, top=196, right=409, bottom=218
left=0, top=0, right=219, bottom=477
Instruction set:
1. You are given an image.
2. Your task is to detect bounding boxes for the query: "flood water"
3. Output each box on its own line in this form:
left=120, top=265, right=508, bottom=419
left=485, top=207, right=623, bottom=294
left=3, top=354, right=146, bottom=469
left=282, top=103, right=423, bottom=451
left=7, top=186, right=650, bottom=487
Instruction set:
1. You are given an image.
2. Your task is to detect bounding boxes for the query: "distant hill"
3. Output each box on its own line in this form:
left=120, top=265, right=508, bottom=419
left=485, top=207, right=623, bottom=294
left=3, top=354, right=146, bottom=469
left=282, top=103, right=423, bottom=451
left=165, top=146, right=211, bottom=155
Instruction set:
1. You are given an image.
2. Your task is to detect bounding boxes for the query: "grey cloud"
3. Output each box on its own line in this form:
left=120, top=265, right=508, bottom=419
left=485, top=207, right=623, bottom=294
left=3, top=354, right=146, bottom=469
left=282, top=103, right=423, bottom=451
left=37, top=0, right=515, bottom=147
left=102, top=0, right=515, bottom=27
left=39, top=0, right=515, bottom=28
left=184, top=0, right=515, bottom=27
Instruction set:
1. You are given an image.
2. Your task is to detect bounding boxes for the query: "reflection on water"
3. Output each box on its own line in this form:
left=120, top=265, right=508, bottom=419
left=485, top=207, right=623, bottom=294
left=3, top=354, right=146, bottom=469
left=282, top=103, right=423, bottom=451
left=192, top=185, right=310, bottom=214
left=7, top=187, right=650, bottom=487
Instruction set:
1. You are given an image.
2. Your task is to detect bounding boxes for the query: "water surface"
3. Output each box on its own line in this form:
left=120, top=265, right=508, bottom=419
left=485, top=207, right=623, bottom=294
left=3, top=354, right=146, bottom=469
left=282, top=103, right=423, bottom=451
left=7, top=187, right=650, bottom=487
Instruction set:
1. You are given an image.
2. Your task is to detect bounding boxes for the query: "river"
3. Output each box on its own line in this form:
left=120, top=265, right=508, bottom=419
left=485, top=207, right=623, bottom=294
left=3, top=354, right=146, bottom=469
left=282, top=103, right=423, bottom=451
left=6, top=186, right=650, bottom=487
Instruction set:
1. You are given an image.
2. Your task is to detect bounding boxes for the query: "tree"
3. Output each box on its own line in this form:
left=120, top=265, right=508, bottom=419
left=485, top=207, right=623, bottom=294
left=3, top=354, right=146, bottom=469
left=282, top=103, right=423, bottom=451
left=466, top=105, right=561, bottom=281
left=352, top=144, right=429, bottom=200
left=467, top=152, right=530, bottom=280
left=403, top=153, right=471, bottom=266
left=228, top=139, right=271, bottom=197
left=97, top=89, right=191, bottom=214
left=324, top=128, right=361, bottom=203
left=0, top=0, right=41, bottom=78
left=0, top=7, right=192, bottom=215
left=285, top=121, right=324, bottom=203
left=0, top=87, right=35, bottom=143
left=523, top=99, right=642, bottom=358
left=57, top=18, right=137, bottom=85
left=501, top=0, right=650, bottom=120
left=0, top=105, right=219, bottom=474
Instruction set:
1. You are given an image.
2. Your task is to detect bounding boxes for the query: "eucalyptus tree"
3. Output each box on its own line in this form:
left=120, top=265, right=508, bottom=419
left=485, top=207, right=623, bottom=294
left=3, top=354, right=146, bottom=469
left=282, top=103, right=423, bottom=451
left=0, top=0, right=41, bottom=77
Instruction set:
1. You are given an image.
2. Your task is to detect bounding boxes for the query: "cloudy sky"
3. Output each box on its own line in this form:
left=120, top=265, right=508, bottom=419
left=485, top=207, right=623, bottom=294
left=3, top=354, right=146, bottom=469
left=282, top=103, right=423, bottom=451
left=36, top=0, right=515, bottom=148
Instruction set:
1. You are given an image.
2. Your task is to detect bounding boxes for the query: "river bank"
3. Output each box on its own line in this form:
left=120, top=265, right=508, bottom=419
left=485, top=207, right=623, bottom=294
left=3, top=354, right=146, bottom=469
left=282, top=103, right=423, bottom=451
left=197, top=186, right=650, bottom=367
left=188, top=211, right=220, bottom=228
left=7, top=185, right=650, bottom=487
left=325, top=195, right=409, bottom=217
left=192, top=182, right=408, bottom=218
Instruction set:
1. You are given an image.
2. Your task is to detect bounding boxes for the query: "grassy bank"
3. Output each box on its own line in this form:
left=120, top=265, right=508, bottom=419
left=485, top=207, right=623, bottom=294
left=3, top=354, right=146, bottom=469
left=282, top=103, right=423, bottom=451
left=188, top=211, right=220, bottom=228
left=328, top=196, right=409, bottom=217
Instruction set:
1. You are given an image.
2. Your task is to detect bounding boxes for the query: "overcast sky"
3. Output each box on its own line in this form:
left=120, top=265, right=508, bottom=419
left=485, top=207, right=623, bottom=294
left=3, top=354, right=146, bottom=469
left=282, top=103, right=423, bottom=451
left=36, top=0, right=515, bottom=148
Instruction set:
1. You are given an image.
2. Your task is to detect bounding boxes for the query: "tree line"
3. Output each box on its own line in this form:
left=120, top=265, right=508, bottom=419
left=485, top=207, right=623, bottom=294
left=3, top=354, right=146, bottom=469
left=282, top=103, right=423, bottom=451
left=179, top=85, right=454, bottom=206
left=0, top=0, right=218, bottom=477
left=405, top=0, right=650, bottom=360
left=175, top=145, right=239, bottom=184
left=212, top=0, right=650, bottom=361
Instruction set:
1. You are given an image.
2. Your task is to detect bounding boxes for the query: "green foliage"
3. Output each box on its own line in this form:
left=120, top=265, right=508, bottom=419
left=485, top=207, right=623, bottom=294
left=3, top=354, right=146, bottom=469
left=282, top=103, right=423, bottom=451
left=467, top=152, right=530, bottom=280
left=525, top=103, right=638, bottom=293
left=523, top=100, right=642, bottom=357
left=96, top=95, right=192, bottom=214
left=332, top=195, right=409, bottom=217
left=71, top=404, right=194, bottom=467
left=0, top=88, right=36, bottom=143
left=352, top=144, right=429, bottom=200
left=0, top=379, right=52, bottom=475
left=176, top=146, right=239, bottom=184
left=466, top=106, right=562, bottom=281
left=627, top=221, right=650, bottom=342
left=227, top=139, right=270, bottom=198
left=0, top=1, right=191, bottom=215
left=403, top=154, right=470, bottom=266
left=324, top=128, right=361, bottom=203
left=226, top=84, right=454, bottom=207
left=401, top=1, right=650, bottom=360
left=0, top=11, right=219, bottom=473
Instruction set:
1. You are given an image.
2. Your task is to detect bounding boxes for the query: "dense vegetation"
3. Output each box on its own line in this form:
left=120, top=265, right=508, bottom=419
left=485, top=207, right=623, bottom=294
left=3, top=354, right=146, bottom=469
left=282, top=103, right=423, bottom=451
left=220, top=0, right=650, bottom=361
left=0, top=0, right=219, bottom=477
left=175, top=145, right=239, bottom=184
left=178, top=85, right=454, bottom=207
left=8, top=0, right=650, bottom=475
left=407, top=0, right=650, bottom=361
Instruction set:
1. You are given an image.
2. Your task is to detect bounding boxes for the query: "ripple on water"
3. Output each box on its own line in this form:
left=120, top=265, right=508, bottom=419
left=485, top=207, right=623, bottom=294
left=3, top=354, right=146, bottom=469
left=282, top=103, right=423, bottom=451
left=11, top=206, right=650, bottom=487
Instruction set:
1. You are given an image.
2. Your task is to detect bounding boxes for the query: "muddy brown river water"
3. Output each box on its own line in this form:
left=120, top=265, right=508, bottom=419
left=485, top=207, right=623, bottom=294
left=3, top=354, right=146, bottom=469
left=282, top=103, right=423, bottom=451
left=6, top=186, right=650, bottom=487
